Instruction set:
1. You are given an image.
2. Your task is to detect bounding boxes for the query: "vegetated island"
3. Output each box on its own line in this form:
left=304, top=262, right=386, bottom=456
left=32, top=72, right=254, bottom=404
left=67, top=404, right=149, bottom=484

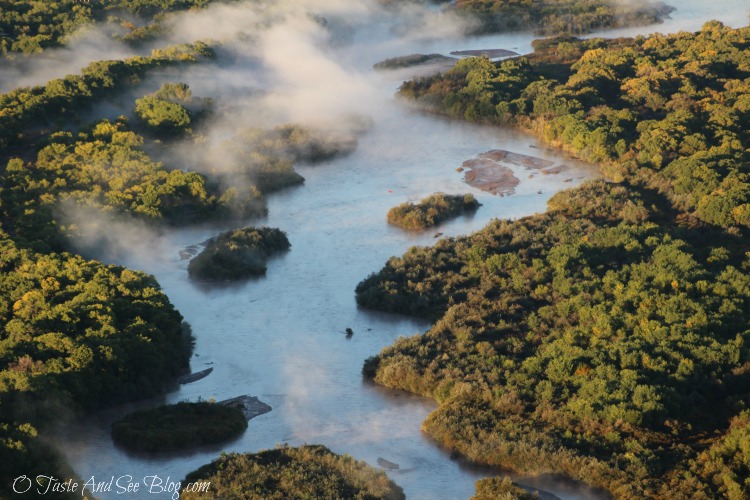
left=216, top=122, right=362, bottom=194
left=181, top=445, right=405, bottom=500
left=446, top=0, right=675, bottom=36
left=357, top=21, right=750, bottom=499
left=387, top=192, right=481, bottom=230
left=188, top=227, right=291, bottom=281
left=111, top=401, right=248, bottom=453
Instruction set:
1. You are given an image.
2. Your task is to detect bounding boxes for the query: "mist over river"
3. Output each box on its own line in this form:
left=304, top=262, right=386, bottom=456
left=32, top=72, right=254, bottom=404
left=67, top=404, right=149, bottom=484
left=53, top=1, right=749, bottom=499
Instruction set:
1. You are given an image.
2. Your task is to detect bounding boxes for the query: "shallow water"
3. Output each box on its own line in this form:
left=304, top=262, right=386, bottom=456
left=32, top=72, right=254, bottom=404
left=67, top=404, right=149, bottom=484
left=56, top=2, right=748, bottom=499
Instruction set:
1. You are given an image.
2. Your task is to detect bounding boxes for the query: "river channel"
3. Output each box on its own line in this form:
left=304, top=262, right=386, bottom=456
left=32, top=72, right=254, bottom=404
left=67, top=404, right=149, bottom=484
left=57, top=2, right=749, bottom=499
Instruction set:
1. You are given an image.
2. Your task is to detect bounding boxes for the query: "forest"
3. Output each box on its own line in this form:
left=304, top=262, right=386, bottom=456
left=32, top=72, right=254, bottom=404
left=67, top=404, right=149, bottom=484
left=2, top=0, right=749, bottom=498
left=415, top=0, right=674, bottom=36
left=0, top=228, right=192, bottom=491
left=0, top=0, right=231, bottom=55
left=358, top=21, right=750, bottom=499
left=0, top=41, right=214, bottom=150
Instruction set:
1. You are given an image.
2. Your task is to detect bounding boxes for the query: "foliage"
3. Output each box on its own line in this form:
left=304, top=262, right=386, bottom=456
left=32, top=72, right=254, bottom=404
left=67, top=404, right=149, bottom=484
left=448, top=0, right=673, bottom=36
left=399, top=23, right=750, bottom=229
left=0, top=228, right=191, bottom=490
left=357, top=180, right=750, bottom=497
left=111, top=401, right=247, bottom=452
left=213, top=123, right=361, bottom=195
left=2, top=118, right=263, bottom=251
left=0, top=42, right=214, bottom=148
left=188, top=227, right=291, bottom=281
left=472, top=477, right=538, bottom=500
left=133, top=82, right=213, bottom=137
left=134, top=96, right=192, bottom=136
left=387, top=192, right=480, bottom=230
left=182, top=445, right=405, bottom=500
left=0, top=0, right=228, bottom=55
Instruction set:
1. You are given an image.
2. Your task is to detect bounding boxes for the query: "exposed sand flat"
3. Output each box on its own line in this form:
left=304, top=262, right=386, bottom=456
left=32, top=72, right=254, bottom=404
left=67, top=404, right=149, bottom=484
left=479, top=149, right=554, bottom=170
left=463, top=162, right=520, bottom=196
left=450, top=49, right=519, bottom=58
left=462, top=149, right=567, bottom=196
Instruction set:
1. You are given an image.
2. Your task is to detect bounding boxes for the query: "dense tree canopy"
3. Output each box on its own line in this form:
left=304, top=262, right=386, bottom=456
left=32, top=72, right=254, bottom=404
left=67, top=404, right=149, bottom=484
left=182, top=445, right=405, bottom=500
left=111, top=401, right=248, bottom=452
left=358, top=180, right=750, bottom=497
left=188, top=227, right=291, bottom=281
left=0, top=227, right=190, bottom=489
left=0, top=0, right=229, bottom=55
left=390, top=0, right=673, bottom=36
left=0, top=42, right=214, bottom=149
left=2, top=118, right=263, bottom=252
left=387, top=192, right=480, bottom=230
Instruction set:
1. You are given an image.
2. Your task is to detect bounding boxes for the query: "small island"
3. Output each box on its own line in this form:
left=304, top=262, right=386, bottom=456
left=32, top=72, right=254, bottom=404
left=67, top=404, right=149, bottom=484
left=182, top=445, right=405, bottom=500
left=373, top=53, right=457, bottom=71
left=111, top=401, right=248, bottom=453
left=188, top=227, right=291, bottom=281
left=387, top=193, right=480, bottom=230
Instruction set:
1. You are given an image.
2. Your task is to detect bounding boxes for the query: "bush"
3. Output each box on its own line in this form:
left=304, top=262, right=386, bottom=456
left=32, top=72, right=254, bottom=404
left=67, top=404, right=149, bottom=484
left=188, top=227, right=291, bottom=281
left=182, top=445, right=405, bottom=499
left=387, top=192, right=481, bottom=230
left=111, top=402, right=247, bottom=452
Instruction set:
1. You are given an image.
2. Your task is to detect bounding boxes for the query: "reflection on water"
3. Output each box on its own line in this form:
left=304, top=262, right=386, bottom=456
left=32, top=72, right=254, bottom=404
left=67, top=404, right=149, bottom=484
left=58, top=1, right=746, bottom=499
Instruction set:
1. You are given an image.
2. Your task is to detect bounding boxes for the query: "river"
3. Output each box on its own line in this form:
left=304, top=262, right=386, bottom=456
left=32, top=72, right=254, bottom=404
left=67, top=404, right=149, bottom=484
left=55, top=1, right=749, bottom=499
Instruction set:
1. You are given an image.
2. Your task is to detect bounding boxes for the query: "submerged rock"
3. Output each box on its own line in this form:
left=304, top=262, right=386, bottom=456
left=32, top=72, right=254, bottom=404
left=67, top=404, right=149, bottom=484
left=178, top=367, right=213, bottom=384
left=220, top=395, right=272, bottom=421
left=377, top=457, right=400, bottom=470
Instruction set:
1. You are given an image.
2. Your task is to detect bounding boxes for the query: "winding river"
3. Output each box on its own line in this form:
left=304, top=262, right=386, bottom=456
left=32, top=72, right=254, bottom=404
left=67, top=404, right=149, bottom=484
left=56, top=1, right=749, bottom=499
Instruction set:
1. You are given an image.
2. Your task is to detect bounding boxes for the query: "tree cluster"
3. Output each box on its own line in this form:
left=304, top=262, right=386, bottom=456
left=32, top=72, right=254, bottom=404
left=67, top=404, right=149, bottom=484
left=182, top=445, right=405, bottom=500
left=0, top=0, right=226, bottom=55
left=0, top=42, right=213, bottom=149
left=188, top=227, right=291, bottom=281
left=422, top=0, right=674, bottom=36
left=2, top=118, right=263, bottom=252
left=111, top=401, right=248, bottom=452
left=387, top=192, right=480, bottom=230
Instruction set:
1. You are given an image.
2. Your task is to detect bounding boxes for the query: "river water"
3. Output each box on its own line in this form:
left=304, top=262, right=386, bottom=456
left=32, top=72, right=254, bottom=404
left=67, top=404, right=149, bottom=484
left=56, top=2, right=748, bottom=499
